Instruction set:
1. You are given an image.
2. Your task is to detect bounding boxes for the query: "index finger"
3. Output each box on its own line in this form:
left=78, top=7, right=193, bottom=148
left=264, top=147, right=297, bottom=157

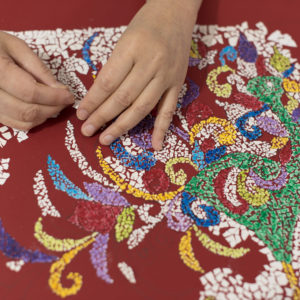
left=77, top=45, right=134, bottom=120
left=99, top=78, right=165, bottom=145
left=0, top=56, right=73, bottom=105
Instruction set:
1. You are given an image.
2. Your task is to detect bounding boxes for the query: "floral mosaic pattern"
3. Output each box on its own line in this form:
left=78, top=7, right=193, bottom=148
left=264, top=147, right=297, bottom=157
left=0, top=22, right=299, bottom=299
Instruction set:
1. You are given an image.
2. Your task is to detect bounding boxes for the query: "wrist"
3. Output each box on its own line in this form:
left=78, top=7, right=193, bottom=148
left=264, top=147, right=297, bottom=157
left=146, top=0, right=202, bottom=20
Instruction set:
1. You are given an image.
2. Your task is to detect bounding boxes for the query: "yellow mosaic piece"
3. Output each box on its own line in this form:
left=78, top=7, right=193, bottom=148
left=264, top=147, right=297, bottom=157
left=271, top=137, right=289, bottom=149
left=193, top=225, right=250, bottom=258
left=283, top=78, right=300, bottom=93
left=190, top=39, right=201, bottom=59
left=285, top=95, right=299, bottom=114
left=115, top=207, right=135, bottom=242
left=96, top=147, right=184, bottom=201
left=34, top=217, right=98, bottom=252
left=206, top=65, right=235, bottom=98
left=165, top=157, right=198, bottom=186
left=282, top=262, right=300, bottom=300
left=49, top=237, right=96, bottom=298
left=189, top=117, right=237, bottom=146
left=237, top=170, right=270, bottom=206
left=179, top=229, right=205, bottom=273
left=270, top=46, right=291, bottom=72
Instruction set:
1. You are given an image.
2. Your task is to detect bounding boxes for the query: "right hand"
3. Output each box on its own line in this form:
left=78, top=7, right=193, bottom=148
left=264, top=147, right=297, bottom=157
left=0, top=31, right=74, bottom=131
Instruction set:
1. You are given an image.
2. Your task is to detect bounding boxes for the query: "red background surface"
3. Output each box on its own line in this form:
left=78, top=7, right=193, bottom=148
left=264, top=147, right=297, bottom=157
left=1, top=0, right=300, bottom=65
left=0, top=1, right=299, bottom=300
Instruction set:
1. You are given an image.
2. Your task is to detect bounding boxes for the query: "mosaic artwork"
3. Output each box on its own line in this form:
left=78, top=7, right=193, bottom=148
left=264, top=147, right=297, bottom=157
left=0, top=22, right=299, bottom=299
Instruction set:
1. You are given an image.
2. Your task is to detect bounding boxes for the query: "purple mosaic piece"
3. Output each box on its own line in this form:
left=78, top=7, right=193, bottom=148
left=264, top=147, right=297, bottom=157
left=256, top=116, right=288, bottom=137
left=249, top=167, right=288, bottom=190
left=129, top=115, right=154, bottom=135
left=189, top=57, right=201, bottom=67
left=129, top=115, right=154, bottom=150
left=238, top=33, right=258, bottom=63
left=132, top=132, right=152, bottom=149
left=166, top=194, right=193, bottom=232
left=181, top=78, right=200, bottom=108
left=0, top=219, right=58, bottom=263
left=292, top=107, right=300, bottom=123
left=84, top=182, right=130, bottom=207
left=89, top=233, right=113, bottom=284
left=170, top=124, right=190, bottom=142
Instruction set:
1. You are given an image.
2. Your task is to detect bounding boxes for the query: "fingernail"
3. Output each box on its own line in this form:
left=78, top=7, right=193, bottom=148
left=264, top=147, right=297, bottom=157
left=82, top=124, right=95, bottom=136
left=101, top=134, right=114, bottom=145
left=154, top=141, right=162, bottom=151
left=77, top=109, right=88, bottom=120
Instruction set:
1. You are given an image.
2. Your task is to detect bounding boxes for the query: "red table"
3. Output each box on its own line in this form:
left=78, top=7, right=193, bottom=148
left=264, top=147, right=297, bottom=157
left=0, top=1, right=299, bottom=299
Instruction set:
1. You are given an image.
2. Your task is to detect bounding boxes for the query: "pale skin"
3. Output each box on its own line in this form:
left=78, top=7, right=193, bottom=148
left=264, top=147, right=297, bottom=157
left=0, top=32, right=74, bottom=131
left=0, top=0, right=202, bottom=149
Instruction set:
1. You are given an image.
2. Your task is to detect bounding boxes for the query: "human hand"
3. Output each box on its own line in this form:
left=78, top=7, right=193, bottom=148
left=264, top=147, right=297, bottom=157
left=77, top=0, right=202, bottom=150
left=0, top=31, right=74, bottom=131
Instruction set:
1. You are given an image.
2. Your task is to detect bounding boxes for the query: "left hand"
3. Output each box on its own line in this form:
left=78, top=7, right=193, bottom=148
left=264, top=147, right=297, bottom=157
left=77, top=0, right=201, bottom=150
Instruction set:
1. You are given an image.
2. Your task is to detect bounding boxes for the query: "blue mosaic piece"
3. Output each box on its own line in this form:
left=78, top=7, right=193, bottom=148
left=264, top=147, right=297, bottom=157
left=219, top=46, right=237, bottom=66
left=82, top=32, right=99, bottom=72
left=0, top=219, right=58, bottom=263
left=192, top=140, right=205, bottom=169
left=283, top=63, right=295, bottom=78
left=205, top=145, right=227, bottom=164
left=181, top=78, right=200, bottom=108
left=181, top=192, right=220, bottom=227
left=47, top=155, right=91, bottom=200
left=236, top=104, right=270, bottom=140
left=110, top=139, right=156, bottom=171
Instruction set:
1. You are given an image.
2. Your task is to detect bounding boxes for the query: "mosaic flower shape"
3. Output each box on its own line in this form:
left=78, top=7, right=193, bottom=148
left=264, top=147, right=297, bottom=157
left=68, top=201, right=122, bottom=233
